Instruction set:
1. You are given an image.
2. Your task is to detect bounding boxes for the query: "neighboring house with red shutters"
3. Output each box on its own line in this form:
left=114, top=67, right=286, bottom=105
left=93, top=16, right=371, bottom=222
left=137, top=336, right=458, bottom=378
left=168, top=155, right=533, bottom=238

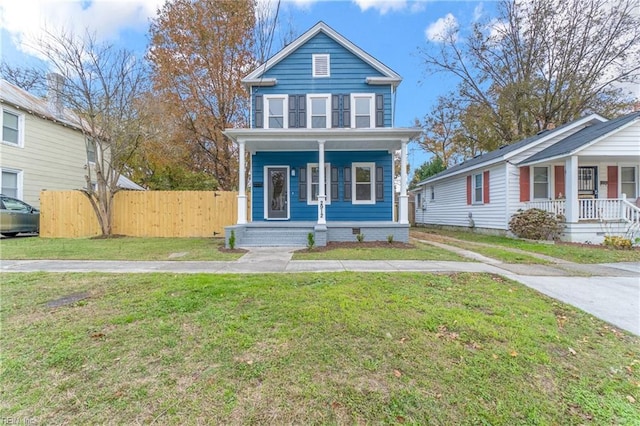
left=412, top=111, right=640, bottom=243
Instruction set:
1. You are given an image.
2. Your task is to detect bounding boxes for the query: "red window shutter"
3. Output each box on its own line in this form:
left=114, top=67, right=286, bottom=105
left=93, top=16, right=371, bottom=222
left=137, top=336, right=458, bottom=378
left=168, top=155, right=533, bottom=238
left=554, top=165, right=565, bottom=199
left=519, top=166, right=530, bottom=202
left=483, top=170, right=490, bottom=204
left=466, top=175, right=472, bottom=205
left=607, top=166, right=618, bottom=198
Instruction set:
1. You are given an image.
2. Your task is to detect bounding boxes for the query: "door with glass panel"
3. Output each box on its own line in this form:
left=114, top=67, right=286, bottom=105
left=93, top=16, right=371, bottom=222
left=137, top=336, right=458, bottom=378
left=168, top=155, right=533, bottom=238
left=266, top=167, right=288, bottom=219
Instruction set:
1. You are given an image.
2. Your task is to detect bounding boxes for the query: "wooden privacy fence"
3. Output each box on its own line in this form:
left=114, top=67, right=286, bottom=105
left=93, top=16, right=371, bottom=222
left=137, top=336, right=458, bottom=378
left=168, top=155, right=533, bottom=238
left=40, top=191, right=239, bottom=238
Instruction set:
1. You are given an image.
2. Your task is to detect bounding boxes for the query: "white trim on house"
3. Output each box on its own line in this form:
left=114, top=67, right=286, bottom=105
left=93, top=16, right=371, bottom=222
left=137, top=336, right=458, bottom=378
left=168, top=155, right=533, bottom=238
left=263, top=95, right=288, bottom=129
left=242, top=22, right=402, bottom=86
left=352, top=162, right=376, bottom=205
left=312, top=54, right=330, bottom=78
left=0, top=167, right=24, bottom=199
left=350, top=93, right=375, bottom=129
left=307, top=94, right=331, bottom=129
left=1, top=105, right=25, bottom=148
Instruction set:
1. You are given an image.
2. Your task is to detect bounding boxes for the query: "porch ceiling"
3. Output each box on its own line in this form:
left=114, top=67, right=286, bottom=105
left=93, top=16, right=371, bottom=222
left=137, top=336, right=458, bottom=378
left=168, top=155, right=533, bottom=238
left=223, top=127, right=421, bottom=152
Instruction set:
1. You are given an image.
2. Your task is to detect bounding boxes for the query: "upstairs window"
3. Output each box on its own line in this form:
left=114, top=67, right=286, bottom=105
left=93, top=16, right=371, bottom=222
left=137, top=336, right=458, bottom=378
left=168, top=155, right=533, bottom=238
left=86, top=138, right=97, bottom=163
left=351, top=94, right=374, bottom=128
left=264, top=95, right=288, bottom=129
left=312, top=54, right=330, bottom=77
left=2, top=108, right=23, bottom=147
left=308, top=95, right=331, bottom=128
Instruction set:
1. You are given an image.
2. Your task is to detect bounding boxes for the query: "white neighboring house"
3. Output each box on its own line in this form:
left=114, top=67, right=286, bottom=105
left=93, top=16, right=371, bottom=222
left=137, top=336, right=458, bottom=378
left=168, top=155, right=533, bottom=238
left=0, top=79, right=144, bottom=208
left=412, top=112, right=640, bottom=243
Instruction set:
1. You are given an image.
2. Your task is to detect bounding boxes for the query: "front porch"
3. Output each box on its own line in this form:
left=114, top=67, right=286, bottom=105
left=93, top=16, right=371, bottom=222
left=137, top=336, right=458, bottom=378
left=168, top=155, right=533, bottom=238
left=226, top=221, right=409, bottom=247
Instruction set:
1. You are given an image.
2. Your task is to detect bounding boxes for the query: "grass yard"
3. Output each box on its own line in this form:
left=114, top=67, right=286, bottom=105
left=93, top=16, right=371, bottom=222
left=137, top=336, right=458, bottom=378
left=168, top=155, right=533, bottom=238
left=2, top=272, right=638, bottom=424
left=0, top=237, right=243, bottom=261
left=293, top=241, right=467, bottom=261
left=413, top=228, right=640, bottom=264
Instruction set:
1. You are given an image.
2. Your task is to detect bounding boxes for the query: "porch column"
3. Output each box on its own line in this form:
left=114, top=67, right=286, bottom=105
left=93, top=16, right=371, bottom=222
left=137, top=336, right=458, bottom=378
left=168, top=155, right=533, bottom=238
left=399, top=139, right=409, bottom=224
left=565, top=155, right=579, bottom=223
left=237, top=140, right=247, bottom=224
left=317, top=140, right=327, bottom=225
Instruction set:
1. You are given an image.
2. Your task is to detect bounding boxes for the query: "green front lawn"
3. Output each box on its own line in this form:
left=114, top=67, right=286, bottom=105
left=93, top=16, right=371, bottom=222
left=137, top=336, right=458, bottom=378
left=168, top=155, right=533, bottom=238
left=0, top=237, right=243, bottom=261
left=413, top=228, right=640, bottom=263
left=2, top=272, right=638, bottom=424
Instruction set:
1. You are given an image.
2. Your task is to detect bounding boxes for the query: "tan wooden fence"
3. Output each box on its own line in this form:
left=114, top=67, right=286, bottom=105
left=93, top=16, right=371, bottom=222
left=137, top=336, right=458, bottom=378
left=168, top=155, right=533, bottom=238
left=40, top=190, right=238, bottom=238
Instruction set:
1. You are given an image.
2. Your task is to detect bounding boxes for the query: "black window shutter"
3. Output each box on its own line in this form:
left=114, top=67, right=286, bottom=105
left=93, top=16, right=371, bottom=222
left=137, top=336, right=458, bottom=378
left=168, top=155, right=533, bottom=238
left=331, top=167, right=339, bottom=201
left=344, top=166, right=351, bottom=201
left=331, top=94, right=340, bottom=128
left=255, top=94, right=263, bottom=128
left=342, top=94, right=351, bottom=128
left=298, top=167, right=307, bottom=201
left=298, top=95, right=306, bottom=128
left=376, top=166, right=384, bottom=201
left=288, top=96, right=298, bottom=128
left=375, top=94, right=384, bottom=127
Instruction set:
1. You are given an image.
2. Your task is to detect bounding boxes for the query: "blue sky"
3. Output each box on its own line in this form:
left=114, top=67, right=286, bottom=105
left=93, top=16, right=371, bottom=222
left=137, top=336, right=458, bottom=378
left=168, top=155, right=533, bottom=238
left=0, top=0, right=498, bottom=171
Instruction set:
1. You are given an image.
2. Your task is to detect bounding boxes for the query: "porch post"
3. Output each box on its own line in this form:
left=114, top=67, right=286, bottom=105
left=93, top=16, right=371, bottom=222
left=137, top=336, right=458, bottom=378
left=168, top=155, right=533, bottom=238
left=565, top=155, right=579, bottom=223
left=399, top=139, right=409, bottom=224
left=237, top=140, right=247, bottom=224
left=317, top=140, right=327, bottom=225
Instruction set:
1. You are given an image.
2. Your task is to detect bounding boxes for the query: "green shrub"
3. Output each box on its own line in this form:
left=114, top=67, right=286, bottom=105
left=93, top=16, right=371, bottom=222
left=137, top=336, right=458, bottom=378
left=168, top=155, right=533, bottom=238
left=508, top=208, right=564, bottom=241
left=603, top=235, right=632, bottom=250
left=356, top=233, right=365, bottom=243
left=228, top=230, right=236, bottom=250
left=307, top=232, right=315, bottom=250
left=387, top=234, right=394, bottom=244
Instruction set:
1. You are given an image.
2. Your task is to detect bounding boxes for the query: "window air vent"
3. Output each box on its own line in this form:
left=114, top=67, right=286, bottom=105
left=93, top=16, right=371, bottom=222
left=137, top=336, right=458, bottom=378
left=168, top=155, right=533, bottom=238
left=313, top=54, right=330, bottom=77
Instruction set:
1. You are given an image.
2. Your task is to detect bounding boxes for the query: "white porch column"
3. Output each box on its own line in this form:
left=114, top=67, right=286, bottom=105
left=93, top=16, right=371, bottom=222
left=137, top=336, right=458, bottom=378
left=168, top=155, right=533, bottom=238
left=317, top=140, right=327, bottom=225
left=565, top=155, right=579, bottom=223
left=237, top=140, right=247, bottom=224
left=399, top=139, right=409, bottom=224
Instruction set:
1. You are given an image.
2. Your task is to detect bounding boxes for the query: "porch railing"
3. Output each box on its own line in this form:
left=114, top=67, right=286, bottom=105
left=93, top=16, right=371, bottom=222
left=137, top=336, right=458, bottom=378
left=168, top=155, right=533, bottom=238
left=526, top=196, right=640, bottom=226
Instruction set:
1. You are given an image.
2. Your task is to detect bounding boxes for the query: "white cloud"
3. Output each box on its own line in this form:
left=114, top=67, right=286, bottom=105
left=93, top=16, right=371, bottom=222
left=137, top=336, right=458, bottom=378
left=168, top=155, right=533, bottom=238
left=473, top=3, right=483, bottom=21
left=425, top=13, right=458, bottom=42
left=0, top=0, right=163, bottom=59
left=353, top=0, right=426, bottom=15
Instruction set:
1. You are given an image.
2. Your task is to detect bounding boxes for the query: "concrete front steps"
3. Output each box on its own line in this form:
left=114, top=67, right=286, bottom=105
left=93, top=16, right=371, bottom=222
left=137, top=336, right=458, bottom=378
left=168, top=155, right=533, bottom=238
left=232, top=223, right=314, bottom=247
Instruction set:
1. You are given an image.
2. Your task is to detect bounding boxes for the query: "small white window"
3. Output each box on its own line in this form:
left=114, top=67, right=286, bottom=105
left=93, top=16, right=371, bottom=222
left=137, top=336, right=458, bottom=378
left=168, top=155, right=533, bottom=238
left=351, top=94, right=374, bottom=129
left=312, top=54, right=330, bottom=77
left=2, top=108, right=24, bottom=147
left=87, top=138, right=97, bottom=163
left=307, top=95, right=331, bottom=128
left=533, top=167, right=549, bottom=199
left=621, top=166, right=637, bottom=199
left=473, top=173, right=483, bottom=203
left=1, top=169, right=23, bottom=199
left=307, top=163, right=331, bottom=204
left=264, top=95, right=288, bottom=129
left=352, top=162, right=375, bottom=204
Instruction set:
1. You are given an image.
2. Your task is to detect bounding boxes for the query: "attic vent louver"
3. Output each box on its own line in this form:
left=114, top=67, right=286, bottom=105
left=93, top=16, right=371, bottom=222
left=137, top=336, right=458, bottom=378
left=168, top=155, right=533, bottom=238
left=313, top=54, right=330, bottom=77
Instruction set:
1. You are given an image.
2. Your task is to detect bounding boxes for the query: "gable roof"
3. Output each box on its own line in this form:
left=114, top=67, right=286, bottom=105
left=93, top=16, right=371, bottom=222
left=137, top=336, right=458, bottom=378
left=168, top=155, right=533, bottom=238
left=0, top=79, right=82, bottom=131
left=414, top=114, right=606, bottom=186
left=243, top=21, right=402, bottom=87
left=519, top=111, right=640, bottom=165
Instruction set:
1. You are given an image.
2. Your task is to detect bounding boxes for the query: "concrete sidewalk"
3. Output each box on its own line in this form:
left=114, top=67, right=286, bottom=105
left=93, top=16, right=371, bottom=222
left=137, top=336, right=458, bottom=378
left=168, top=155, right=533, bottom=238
left=1, top=247, right=638, bottom=336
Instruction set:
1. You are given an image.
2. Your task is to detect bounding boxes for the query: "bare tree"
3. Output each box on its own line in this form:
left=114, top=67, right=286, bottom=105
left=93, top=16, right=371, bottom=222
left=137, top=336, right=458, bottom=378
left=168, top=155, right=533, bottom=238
left=36, top=29, right=149, bottom=236
left=420, top=0, right=640, bottom=151
left=0, top=62, right=46, bottom=95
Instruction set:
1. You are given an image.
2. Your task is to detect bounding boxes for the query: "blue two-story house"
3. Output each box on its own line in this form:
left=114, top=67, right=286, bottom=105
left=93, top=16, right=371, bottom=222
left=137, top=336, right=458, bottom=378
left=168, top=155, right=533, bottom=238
left=224, top=22, right=420, bottom=247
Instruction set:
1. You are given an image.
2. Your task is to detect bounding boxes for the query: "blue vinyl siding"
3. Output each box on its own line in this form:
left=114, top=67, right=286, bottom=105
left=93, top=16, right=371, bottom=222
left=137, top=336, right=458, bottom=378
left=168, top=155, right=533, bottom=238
left=252, top=151, right=393, bottom=221
left=253, top=32, right=392, bottom=127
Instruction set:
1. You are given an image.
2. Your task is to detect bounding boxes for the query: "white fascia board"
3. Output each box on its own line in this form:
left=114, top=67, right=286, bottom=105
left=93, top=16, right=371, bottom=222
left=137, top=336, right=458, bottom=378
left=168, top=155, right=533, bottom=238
left=223, top=127, right=421, bottom=142
left=242, top=78, right=277, bottom=87
left=243, top=22, right=402, bottom=82
left=366, top=77, right=402, bottom=87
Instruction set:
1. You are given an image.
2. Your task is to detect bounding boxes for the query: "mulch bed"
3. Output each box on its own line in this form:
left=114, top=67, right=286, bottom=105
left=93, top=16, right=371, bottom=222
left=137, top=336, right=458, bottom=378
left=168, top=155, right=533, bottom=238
left=300, top=241, right=415, bottom=253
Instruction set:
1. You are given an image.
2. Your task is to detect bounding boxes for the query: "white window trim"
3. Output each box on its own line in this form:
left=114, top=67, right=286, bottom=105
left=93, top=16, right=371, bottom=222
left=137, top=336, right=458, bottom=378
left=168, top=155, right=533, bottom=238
left=620, top=165, right=638, bottom=199
left=0, top=167, right=24, bottom=200
left=352, top=162, right=376, bottom=205
left=307, top=163, right=331, bottom=205
left=1, top=107, right=25, bottom=148
left=531, top=166, right=550, bottom=200
left=312, top=54, right=330, bottom=78
left=263, top=165, right=290, bottom=220
left=306, top=94, right=331, bottom=129
left=350, top=94, right=375, bottom=129
left=264, top=95, right=288, bottom=129
left=472, top=173, right=483, bottom=204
